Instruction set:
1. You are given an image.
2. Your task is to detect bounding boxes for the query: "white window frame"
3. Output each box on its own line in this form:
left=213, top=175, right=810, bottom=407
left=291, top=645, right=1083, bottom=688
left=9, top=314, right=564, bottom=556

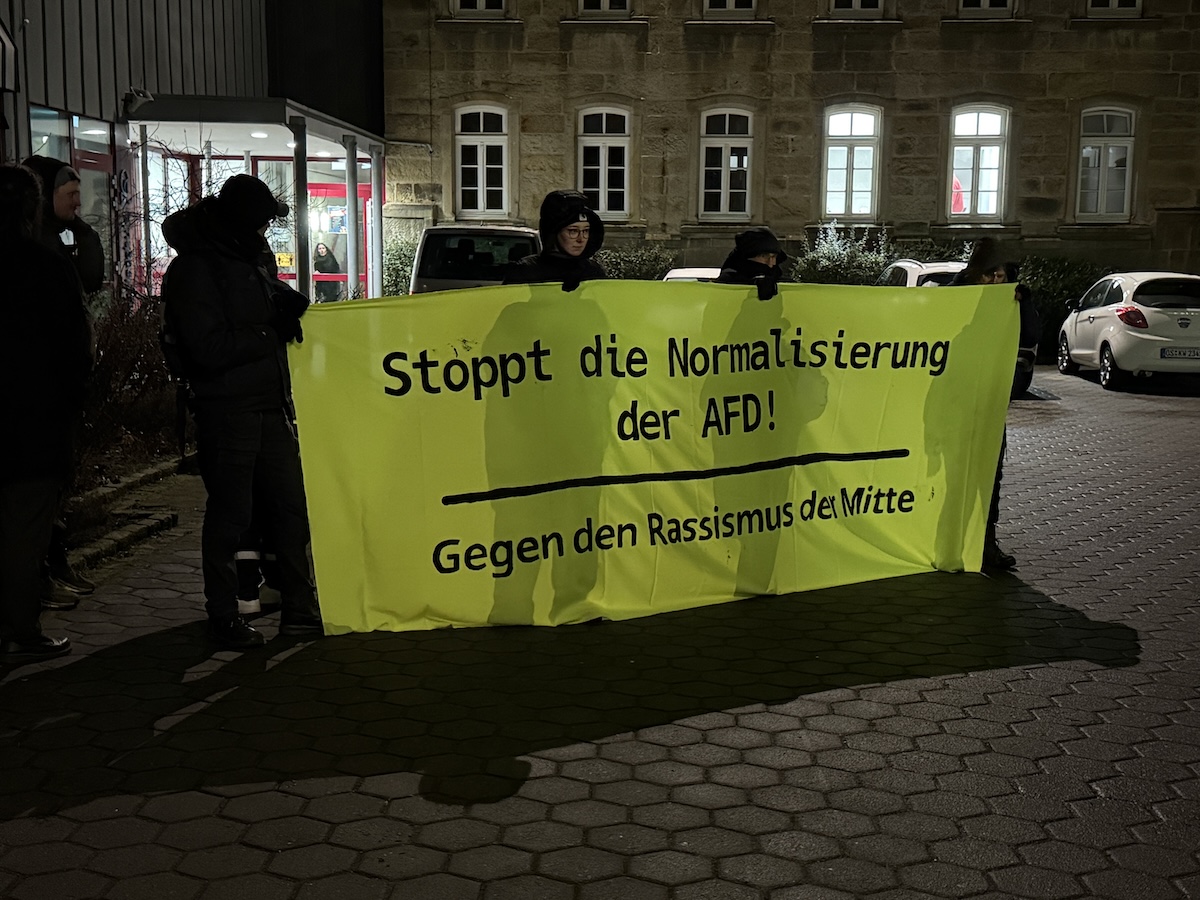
left=958, top=0, right=1014, bottom=18
left=829, top=0, right=884, bottom=17
left=455, top=105, right=510, bottom=219
left=822, top=104, right=882, bottom=221
left=452, top=0, right=506, bottom=17
left=699, top=108, right=753, bottom=222
left=1076, top=106, right=1134, bottom=222
left=948, top=103, right=1009, bottom=221
left=578, top=107, right=631, bottom=220
left=578, top=0, right=631, bottom=16
left=704, top=0, right=757, bottom=18
left=1086, top=0, right=1141, bottom=17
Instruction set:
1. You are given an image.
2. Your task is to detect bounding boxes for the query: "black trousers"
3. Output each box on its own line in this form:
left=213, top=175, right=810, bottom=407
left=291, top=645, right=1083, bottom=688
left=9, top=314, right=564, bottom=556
left=0, top=478, right=61, bottom=642
left=194, top=405, right=315, bottom=620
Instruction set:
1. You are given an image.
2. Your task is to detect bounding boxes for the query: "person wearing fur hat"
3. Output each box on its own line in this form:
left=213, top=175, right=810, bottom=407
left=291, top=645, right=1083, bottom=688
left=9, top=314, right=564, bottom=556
left=504, top=189, right=606, bottom=290
left=160, top=174, right=322, bottom=648
left=716, top=227, right=789, bottom=301
left=951, top=237, right=1040, bottom=572
left=19, top=155, right=105, bottom=294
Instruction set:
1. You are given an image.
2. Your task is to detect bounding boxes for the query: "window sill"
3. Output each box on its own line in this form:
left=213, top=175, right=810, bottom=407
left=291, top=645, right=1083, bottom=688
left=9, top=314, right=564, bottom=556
left=683, top=19, right=775, bottom=32
left=812, top=18, right=903, bottom=28
left=929, top=223, right=1022, bottom=239
left=1067, top=16, right=1159, bottom=28
left=435, top=16, right=523, bottom=26
left=1057, top=223, right=1151, bottom=240
left=939, top=17, right=1032, bottom=29
left=560, top=16, right=648, bottom=28
left=681, top=222, right=760, bottom=236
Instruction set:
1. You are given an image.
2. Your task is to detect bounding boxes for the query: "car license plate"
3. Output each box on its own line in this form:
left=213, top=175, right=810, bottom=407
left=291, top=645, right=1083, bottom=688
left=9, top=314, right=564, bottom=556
left=1160, top=347, right=1200, bottom=359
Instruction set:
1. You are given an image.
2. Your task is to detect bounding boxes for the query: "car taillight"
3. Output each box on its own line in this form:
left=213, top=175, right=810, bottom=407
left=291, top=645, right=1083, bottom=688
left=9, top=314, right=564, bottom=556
left=1115, top=306, right=1149, bottom=328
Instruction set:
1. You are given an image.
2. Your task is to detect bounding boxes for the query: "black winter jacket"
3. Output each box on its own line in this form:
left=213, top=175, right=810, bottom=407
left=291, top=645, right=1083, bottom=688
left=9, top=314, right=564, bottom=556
left=161, top=198, right=307, bottom=412
left=504, top=189, right=607, bottom=288
left=0, top=238, right=93, bottom=480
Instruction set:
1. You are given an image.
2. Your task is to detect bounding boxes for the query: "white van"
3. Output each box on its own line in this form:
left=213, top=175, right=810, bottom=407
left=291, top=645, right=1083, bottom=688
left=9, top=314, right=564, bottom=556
left=409, top=225, right=541, bottom=294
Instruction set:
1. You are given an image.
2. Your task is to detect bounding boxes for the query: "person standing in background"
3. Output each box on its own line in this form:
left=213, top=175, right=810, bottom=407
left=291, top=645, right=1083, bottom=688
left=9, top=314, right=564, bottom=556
left=312, top=242, right=343, bottom=303
left=20, top=155, right=106, bottom=605
left=0, top=164, right=94, bottom=659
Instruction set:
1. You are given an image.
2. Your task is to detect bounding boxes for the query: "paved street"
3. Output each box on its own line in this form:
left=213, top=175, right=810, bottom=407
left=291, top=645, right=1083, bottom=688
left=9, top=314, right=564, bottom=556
left=1, top=367, right=1198, bottom=900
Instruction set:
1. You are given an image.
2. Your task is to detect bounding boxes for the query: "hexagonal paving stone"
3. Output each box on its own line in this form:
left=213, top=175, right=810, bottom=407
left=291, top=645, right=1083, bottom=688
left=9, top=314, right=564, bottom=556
left=538, top=846, right=624, bottom=882
left=628, top=850, right=713, bottom=885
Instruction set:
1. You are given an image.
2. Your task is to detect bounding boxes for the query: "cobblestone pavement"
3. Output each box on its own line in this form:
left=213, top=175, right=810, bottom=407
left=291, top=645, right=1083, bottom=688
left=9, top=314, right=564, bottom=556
left=2, top=368, right=1198, bottom=900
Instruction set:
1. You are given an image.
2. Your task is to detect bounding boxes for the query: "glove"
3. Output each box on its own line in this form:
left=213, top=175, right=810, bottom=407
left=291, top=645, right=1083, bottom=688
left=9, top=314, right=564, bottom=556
left=272, top=283, right=311, bottom=318
left=754, top=274, right=778, bottom=302
left=561, top=275, right=582, bottom=292
left=269, top=312, right=304, bottom=344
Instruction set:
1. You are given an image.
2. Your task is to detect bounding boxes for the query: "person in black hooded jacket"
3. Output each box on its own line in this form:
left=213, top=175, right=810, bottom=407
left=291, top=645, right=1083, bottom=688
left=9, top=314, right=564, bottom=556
left=0, top=164, right=93, bottom=660
left=161, top=174, right=322, bottom=649
left=716, top=227, right=789, bottom=301
left=19, top=156, right=104, bottom=604
left=504, top=190, right=606, bottom=291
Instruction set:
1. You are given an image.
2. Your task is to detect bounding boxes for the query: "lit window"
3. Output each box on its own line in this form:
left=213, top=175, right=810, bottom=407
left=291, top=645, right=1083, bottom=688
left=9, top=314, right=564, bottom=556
left=958, top=0, right=1013, bottom=17
left=823, top=104, right=881, bottom=220
left=454, top=0, right=505, bottom=15
left=1077, top=107, right=1134, bottom=221
left=830, top=0, right=883, bottom=16
left=455, top=105, right=509, bottom=217
left=1087, top=0, right=1141, bottom=16
left=705, top=0, right=756, bottom=17
left=700, top=109, right=752, bottom=220
left=578, top=109, right=630, bottom=219
left=949, top=104, right=1009, bottom=220
left=579, top=0, right=630, bottom=14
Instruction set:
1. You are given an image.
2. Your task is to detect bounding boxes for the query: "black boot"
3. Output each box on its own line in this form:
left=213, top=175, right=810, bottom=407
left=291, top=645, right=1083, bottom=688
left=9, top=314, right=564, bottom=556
left=208, top=615, right=265, bottom=649
left=983, top=525, right=1016, bottom=571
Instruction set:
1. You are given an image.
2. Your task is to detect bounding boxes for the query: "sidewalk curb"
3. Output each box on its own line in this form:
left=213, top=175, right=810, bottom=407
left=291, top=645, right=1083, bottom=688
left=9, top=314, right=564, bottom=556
left=67, top=453, right=197, bottom=572
left=65, top=453, right=196, bottom=519
left=73, top=511, right=180, bottom=570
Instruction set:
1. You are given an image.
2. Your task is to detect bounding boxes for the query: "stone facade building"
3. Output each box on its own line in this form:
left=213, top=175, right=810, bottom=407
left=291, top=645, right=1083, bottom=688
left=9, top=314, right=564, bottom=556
left=384, top=1, right=1199, bottom=272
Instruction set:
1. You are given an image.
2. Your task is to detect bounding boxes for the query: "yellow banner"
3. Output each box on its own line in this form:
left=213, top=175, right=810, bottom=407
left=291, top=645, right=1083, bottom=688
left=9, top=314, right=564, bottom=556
left=289, top=281, right=1016, bottom=634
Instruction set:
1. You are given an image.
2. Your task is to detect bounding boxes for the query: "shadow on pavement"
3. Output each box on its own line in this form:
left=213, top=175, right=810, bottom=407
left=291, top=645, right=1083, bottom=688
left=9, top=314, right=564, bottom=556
left=0, top=571, right=1138, bottom=816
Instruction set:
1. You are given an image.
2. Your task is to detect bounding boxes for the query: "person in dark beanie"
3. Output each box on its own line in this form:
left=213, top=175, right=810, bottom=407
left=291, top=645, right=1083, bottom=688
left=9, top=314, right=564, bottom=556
left=19, top=155, right=106, bottom=293
left=504, top=189, right=606, bottom=291
left=0, top=164, right=93, bottom=660
left=161, top=173, right=322, bottom=648
left=716, top=226, right=788, bottom=301
left=19, top=156, right=103, bottom=604
left=950, top=237, right=1039, bottom=572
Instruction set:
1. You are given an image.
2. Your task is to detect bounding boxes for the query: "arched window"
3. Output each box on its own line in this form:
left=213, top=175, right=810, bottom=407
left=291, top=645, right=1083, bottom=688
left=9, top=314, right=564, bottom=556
left=1077, top=107, right=1134, bottom=221
left=699, top=108, right=753, bottom=221
left=579, top=0, right=630, bottom=14
left=455, top=105, right=509, bottom=218
left=453, top=0, right=505, bottom=16
left=705, top=0, right=756, bottom=16
left=830, top=0, right=883, bottom=16
left=949, top=104, right=1009, bottom=220
left=823, top=104, right=881, bottom=220
left=578, top=108, right=631, bottom=219
left=958, top=0, right=1013, bottom=17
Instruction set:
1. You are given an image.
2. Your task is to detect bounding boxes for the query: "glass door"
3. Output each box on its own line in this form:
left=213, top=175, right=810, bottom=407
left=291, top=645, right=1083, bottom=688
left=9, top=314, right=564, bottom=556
left=307, top=182, right=371, bottom=301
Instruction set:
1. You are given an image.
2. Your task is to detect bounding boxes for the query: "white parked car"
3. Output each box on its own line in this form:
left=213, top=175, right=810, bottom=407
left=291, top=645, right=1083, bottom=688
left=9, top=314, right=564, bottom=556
left=1058, top=271, right=1200, bottom=390
left=409, top=225, right=541, bottom=294
left=876, top=258, right=966, bottom=288
left=663, top=267, right=722, bottom=282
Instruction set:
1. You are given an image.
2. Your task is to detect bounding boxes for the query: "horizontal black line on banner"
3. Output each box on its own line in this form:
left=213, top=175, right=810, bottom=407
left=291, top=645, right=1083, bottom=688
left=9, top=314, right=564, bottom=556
left=441, top=448, right=910, bottom=506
